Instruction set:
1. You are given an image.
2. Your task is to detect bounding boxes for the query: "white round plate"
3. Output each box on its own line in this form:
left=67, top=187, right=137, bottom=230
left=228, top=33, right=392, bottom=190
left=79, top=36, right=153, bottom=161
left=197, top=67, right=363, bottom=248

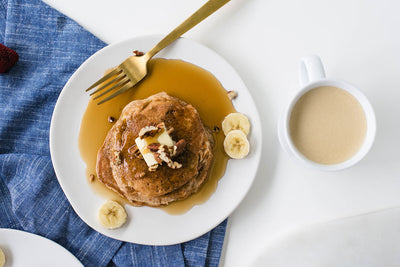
left=0, top=228, right=82, bottom=267
left=50, top=35, right=262, bottom=245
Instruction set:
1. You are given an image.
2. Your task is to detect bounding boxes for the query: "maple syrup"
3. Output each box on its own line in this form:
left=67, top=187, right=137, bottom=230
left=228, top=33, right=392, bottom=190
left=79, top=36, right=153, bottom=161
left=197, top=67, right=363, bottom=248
left=79, top=58, right=236, bottom=214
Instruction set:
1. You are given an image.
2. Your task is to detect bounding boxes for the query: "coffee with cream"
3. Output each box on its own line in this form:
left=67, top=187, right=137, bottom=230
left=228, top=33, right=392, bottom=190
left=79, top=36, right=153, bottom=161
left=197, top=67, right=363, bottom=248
left=289, top=86, right=367, bottom=165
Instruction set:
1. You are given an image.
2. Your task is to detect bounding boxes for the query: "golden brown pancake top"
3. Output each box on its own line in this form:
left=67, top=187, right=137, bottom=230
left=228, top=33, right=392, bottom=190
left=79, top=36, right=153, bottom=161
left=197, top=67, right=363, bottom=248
left=96, top=92, right=214, bottom=206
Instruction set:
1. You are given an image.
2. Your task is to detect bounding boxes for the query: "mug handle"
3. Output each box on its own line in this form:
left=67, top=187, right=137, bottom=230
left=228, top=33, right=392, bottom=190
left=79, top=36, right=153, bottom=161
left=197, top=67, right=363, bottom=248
left=299, top=55, right=326, bottom=87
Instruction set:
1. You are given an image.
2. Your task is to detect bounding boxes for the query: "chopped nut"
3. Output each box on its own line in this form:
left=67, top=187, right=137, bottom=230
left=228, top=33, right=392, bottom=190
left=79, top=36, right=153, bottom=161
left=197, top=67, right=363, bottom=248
left=89, top=174, right=95, bottom=183
left=173, top=139, right=186, bottom=157
left=127, top=144, right=138, bottom=154
left=139, top=125, right=160, bottom=139
left=149, top=164, right=158, bottom=172
left=133, top=50, right=144, bottom=56
left=166, top=127, right=174, bottom=135
left=227, top=90, right=238, bottom=100
left=128, top=144, right=142, bottom=158
left=169, top=161, right=182, bottom=169
left=157, top=145, right=171, bottom=162
left=156, top=122, right=166, bottom=129
left=148, top=143, right=161, bottom=152
left=156, top=145, right=182, bottom=169
left=108, top=116, right=115, bottom=123
left=153, top=152, right=163, bottom=164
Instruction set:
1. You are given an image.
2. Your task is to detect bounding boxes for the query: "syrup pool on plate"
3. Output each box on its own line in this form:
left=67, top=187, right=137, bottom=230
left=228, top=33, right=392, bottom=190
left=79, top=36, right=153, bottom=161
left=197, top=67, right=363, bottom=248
left=79, top=58, right=236, bottom=214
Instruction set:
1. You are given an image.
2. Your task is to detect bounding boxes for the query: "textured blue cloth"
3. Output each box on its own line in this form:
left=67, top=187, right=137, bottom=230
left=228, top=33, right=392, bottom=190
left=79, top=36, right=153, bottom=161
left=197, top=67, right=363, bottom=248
left=0, top=0, right=227, bottom=266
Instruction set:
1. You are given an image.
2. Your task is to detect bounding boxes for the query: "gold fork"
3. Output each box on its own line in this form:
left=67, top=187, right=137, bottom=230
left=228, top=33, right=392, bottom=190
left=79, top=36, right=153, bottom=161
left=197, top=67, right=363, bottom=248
left=86, top=0, right=231, bottom=104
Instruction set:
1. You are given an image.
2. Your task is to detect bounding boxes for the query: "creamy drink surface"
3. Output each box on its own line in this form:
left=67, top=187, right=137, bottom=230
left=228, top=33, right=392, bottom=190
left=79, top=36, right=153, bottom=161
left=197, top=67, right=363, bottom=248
left=289, top=86, right=367, bottom=164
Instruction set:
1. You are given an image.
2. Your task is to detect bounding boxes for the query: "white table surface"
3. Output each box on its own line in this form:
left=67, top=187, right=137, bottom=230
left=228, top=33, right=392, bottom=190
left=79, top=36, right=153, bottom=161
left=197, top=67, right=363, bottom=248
left=42, top=0, right=400, bottom=265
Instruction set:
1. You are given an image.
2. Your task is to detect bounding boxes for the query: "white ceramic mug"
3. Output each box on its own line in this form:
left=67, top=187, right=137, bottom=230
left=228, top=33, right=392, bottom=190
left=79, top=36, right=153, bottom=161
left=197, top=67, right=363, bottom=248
left=278, top=55, right=376, bottom=171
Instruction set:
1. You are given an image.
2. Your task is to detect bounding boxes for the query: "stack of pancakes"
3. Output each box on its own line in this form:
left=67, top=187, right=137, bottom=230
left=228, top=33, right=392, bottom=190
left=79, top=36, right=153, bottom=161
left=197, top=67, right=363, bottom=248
left=96, top=92, right=214, bottom=207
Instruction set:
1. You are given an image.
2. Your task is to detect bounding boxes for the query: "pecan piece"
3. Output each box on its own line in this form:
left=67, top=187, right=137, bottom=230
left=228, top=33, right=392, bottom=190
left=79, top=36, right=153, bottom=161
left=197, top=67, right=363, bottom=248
left=169, top=161, right=182, bottom=169
left=173, top=139, right=186, bottom=157
left=227, top=90, right=238, bottom=100
left=138, top=125, right=160, bottom=139
left=108, top=116, right=115, bottom=123
left=156, top=122, right=166, bottom=129
left=149, top=164, right=158, bottom=172
left=166, top=127, right=174, bottom=135
left=153, top=152, right=163, bottom=165
left=147, top=143, right=160, bottom=152
left=128, top=144, right=142, bottom=159
left=156, top=145, right=182, bottom=169
left=157, top=145, right=171, bottom=163
left=133, top=50, right=144, bottom=56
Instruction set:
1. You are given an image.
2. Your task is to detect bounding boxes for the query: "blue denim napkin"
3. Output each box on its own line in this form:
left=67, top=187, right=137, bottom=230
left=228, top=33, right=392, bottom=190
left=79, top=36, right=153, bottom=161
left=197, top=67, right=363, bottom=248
left=0, top=0, right=227, bottom=266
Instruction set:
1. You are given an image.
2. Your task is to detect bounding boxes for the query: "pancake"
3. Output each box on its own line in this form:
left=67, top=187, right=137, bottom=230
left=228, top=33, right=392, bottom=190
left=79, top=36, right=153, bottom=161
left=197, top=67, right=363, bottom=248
left=96, top=92, right=214, bottom=207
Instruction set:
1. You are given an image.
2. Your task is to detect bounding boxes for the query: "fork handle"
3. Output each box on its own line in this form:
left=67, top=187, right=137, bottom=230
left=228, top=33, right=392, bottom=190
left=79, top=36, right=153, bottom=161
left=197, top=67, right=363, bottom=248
left=146, top=0, right=231, bottom=59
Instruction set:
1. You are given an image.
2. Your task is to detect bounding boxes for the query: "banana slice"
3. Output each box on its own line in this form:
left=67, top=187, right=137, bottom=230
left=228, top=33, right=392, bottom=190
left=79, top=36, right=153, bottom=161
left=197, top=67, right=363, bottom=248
left=223, top=130, right=250, bottom=159
left=98, top=200, right=127, bottom=229
left=0, top=248, right=5, bottom=267
left=222, top=113, right=250, bottom=136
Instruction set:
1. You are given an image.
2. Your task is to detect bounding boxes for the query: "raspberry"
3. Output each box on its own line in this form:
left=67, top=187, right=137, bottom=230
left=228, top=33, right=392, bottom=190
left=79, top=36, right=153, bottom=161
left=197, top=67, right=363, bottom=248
left=0, top=43, right=19, bottom=73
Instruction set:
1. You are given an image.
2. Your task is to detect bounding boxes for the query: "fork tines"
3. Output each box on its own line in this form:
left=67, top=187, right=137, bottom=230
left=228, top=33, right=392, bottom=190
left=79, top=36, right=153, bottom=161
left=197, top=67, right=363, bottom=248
left=86, top=68, right=133, bottom=104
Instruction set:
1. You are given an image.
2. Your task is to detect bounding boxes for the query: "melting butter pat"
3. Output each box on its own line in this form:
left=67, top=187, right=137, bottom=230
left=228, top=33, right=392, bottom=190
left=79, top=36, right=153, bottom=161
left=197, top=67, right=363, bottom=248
left=157, top=131, right=175, bottom=147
